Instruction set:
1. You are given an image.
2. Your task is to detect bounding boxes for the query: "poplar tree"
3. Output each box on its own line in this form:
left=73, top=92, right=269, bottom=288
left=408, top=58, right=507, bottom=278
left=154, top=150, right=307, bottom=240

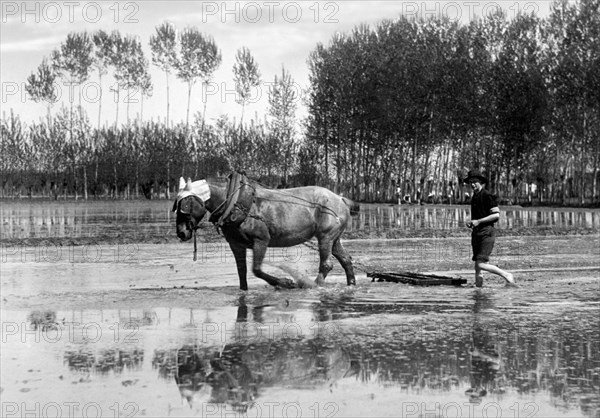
left=176, top=28, right=221, bottom=129
left=149, top=22, right=178, bottom=127
left=233, top=47, right=261, bottom=127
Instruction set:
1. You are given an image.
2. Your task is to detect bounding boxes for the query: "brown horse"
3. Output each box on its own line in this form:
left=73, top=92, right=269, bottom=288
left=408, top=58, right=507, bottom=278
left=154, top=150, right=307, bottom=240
left=172, top=174, right=358, bottom=290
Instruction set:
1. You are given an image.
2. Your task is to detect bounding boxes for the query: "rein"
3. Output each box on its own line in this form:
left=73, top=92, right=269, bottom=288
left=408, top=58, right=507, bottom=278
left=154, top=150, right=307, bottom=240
left=193, top=229, right=197, bottom=261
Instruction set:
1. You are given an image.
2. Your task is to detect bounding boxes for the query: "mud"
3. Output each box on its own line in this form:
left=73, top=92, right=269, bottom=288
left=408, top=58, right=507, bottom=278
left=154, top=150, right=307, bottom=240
left=1, top=201, right=599, bottom=417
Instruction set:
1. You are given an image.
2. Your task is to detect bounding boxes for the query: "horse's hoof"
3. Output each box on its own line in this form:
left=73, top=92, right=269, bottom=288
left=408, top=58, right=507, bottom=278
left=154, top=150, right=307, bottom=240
left=276, top=278, right=296, bottom=289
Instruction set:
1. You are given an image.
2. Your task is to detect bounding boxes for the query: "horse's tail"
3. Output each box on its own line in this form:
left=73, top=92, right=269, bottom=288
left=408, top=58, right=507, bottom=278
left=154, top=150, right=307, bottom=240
left=342, top=197, right=360, bottom=216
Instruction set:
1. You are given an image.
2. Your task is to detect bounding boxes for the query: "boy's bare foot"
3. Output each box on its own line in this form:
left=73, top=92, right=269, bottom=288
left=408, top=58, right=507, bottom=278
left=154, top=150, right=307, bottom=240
left=475, top=276, right=483, bottom=287
left=504, top=273, right=517, bottom=287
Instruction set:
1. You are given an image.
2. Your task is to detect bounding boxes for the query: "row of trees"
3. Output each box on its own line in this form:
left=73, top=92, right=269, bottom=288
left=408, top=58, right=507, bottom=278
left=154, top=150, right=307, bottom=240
left=0, top=107, right=298, bottom=200
left=4, top=21, right=298, bottom=199
left=2, top=1, right=599, bottom=205
left=305, top=0, right=599, bottom=205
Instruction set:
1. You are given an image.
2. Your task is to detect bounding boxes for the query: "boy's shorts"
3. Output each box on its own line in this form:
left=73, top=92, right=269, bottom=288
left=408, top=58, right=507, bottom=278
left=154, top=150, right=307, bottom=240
left=471, top=226, right=496, bottom=262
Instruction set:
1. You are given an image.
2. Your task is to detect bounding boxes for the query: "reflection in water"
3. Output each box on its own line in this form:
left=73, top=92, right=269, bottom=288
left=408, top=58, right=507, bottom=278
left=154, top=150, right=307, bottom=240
left=148, top=295, right=600, bottom=416
left=2, top=201, right=598, bottom=239
left=349, top=205, right=599, bottom=231
left=64, top=348, right=144, bottom=376
left=15, top=292, right=600, bottom=416
left=467, top=292, right=502, bottom=403
left=1, top=201, right=173, bottom=239
left=156, top=338, right=352, bottom=411
left=154, top=301, right=353, bottom=411
left=27, top=310, right=58, bottom=331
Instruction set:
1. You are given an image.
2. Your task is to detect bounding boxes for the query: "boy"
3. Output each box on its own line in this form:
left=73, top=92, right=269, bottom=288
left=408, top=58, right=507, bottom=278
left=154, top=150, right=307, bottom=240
left=464, top=169, right=516, bottom=287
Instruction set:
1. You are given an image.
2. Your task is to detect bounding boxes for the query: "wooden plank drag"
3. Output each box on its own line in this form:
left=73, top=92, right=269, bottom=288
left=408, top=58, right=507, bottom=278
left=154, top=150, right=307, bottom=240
left=367, top=271, right=467, bottom=286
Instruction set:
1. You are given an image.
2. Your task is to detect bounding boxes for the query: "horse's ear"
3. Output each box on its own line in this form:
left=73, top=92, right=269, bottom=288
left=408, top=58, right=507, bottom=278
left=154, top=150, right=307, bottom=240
left=178, top=177, right=185, bottom=191
left=186, top=178, right=193, bottom=190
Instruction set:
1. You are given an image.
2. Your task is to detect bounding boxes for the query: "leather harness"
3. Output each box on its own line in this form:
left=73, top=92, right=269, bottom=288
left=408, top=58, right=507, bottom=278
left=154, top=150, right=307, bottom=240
left=209, top=171, right=257, bottom=228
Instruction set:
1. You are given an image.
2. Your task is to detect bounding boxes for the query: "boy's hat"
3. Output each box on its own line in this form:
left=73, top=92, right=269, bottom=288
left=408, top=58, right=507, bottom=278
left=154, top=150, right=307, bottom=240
left=463, top=169, right=488, bottom=184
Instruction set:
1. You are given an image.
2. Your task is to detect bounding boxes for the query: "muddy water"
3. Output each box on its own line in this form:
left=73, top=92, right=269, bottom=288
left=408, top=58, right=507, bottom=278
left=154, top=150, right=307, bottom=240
left=1, top=202, right=599, bottom=417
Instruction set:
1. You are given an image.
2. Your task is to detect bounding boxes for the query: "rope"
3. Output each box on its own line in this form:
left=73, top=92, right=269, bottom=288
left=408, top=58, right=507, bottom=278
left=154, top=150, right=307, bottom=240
left=193, top=229, right=197, bottom=261
left=211, top=178, right=341, bottom=225
left=238, top=174, right=344, bottom=218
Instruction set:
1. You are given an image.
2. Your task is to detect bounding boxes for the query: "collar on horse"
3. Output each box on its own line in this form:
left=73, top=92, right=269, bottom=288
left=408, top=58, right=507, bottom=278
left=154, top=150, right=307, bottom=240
left=209, top=171, right=256, bottom=229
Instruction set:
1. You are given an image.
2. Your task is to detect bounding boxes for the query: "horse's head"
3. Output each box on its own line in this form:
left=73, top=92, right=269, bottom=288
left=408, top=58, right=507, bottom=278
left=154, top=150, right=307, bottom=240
left=172, top=178, right=209, bottom=241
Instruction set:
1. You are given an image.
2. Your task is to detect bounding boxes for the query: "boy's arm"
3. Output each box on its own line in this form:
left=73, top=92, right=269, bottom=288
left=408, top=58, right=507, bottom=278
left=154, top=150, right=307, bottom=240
left=469, top=207, right=499, bottom=227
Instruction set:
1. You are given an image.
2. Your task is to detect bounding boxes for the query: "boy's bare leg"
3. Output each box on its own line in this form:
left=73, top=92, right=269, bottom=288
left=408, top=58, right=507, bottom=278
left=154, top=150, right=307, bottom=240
left=476, top=261, right=516, bottom=285
left=475, top=263, right=484, bottom=287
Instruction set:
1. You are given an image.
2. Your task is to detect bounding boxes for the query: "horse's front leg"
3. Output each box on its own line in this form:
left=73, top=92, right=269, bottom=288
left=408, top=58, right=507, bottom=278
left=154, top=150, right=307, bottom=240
left=251, top=240, right=296, bottom=289
left=229, top=242, right=248, bottom=291
left=315, top=240, right=334, bottom=287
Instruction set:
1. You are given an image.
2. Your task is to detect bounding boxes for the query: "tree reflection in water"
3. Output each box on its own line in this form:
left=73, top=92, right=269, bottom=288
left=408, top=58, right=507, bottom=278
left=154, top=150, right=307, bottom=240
left=152, top=294, right=599, bottom=416
left=28, top=292, right=599, bottom=416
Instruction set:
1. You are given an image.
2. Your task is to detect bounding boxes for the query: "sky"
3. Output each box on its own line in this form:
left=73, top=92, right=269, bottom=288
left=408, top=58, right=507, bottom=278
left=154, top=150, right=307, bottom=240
left=1, top=1, right=556, bottom=128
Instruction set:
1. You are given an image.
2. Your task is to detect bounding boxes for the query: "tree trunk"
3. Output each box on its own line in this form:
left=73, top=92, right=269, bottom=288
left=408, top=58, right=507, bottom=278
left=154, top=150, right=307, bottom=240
left=97, top=74, right=103, bottom=129
left=166, top=71, right=170, bottom=128
left=83, top=165, right=88, bottom=200
left=166, top=160, right=171, bottom=200
left=114, top=160, right=118, bottom=199
left=126, top=88, right=130, bottom=126
left=186, top=83, right=192, bottom=129
left=115, top=87, right=120, bottom=128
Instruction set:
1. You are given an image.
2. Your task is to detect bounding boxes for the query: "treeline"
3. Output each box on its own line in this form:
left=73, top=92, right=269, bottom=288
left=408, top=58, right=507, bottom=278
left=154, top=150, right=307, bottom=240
left=2, top=1, right=599, bottom=205
left=306, top=0, right=599, bottom=205
left=0, top=109, right=298, bottom=199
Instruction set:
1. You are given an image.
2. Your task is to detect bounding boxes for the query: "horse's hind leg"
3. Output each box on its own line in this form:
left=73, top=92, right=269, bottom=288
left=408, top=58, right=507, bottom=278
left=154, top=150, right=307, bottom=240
left=315, top=240, right=334, bottom=287
left=251, top=240, right=296, bottom=289
left=332, top=239, right=356, bottom=286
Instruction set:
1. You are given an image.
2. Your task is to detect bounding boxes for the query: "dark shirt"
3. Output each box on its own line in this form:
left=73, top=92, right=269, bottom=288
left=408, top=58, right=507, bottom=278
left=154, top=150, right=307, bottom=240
left=471, top=189, right=498, bottom=227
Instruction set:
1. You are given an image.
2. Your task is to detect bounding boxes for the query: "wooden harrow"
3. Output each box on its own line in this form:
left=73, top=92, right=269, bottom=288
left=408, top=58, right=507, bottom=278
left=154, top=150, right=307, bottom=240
left=367, top=271, right=467, bottom=286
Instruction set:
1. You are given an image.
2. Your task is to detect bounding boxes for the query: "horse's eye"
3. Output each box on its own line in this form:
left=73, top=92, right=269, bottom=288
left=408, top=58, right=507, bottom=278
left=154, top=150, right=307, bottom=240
left=180, top=199, right=192, bottom=214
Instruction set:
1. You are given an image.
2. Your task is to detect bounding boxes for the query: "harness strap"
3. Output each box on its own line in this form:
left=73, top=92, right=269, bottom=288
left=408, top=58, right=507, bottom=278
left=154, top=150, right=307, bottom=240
left=219, top=171, right=243, bottom=226
left=209, top=171, right=256, bottom=229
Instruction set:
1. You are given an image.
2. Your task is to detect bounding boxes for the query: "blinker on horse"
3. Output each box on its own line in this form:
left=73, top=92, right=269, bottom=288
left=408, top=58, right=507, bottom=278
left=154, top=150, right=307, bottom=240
left=173, top=173, right=359, bottom=290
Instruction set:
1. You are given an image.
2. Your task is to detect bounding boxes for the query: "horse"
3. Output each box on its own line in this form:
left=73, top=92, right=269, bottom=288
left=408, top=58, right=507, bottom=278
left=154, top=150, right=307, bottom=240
left=172, top=173, right=359, bottom=290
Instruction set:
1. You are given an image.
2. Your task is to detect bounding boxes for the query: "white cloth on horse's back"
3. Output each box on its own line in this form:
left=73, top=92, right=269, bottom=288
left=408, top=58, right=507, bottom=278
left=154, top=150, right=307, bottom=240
left=176, top=180, right=211, bottom=203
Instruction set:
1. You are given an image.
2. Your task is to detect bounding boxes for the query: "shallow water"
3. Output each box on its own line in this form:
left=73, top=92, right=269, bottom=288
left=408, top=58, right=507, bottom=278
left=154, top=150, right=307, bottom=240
left=353, top=204, right=600, bottom=231
left=2, top=237, right=599, bottom=417
left=1, top=201, right=599, bottom=417
left=2, top=200, right=599, bottom=239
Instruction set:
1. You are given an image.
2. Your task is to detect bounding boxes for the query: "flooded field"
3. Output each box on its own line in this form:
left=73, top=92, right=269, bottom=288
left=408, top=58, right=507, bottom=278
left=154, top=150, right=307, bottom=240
left=2, top=200, right=599, bottom=241
left=1, top=200, right=599, bottom=417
